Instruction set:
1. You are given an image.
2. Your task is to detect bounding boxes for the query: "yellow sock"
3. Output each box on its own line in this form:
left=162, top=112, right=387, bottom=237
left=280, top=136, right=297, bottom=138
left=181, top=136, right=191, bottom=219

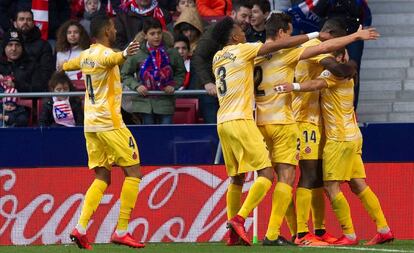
left=265, top=182, right=292, bottom=240
left=78, top=179, right=108, bottom=229
left=237, top=177, right=272, bottom=219
left=311, top=187, right=326, bottom=230
left=285, top=198, right=297, bottom=236
left=358, top=187, right=389, bottom=231
left=226, top=184, right=242, bottom=220
left=296, top=187, right=312, bottom=233
left=332, top=192, right=354, bottom=234
left=117, top=177, right=141, bottom=231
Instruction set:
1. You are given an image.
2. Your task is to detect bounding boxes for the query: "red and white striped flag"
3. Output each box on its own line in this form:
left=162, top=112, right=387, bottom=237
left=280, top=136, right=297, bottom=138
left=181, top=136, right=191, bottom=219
left=32, top=0, right=49, bottom=40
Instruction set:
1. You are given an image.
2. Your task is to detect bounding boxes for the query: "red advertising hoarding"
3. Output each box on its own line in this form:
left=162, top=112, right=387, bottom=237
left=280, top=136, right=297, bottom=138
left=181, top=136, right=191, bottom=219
left=0, top=163, right=413, bottom=245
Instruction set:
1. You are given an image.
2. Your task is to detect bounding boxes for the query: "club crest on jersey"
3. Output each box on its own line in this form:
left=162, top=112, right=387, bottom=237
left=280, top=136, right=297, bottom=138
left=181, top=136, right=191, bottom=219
left=305, top=146, right=312, bottom=154
left=132, top=152, right=138, bottom=160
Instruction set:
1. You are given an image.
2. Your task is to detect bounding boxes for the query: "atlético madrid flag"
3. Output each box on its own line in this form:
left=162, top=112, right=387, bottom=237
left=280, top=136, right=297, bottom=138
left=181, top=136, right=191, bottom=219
left=32, top=0, right=49, bottom=40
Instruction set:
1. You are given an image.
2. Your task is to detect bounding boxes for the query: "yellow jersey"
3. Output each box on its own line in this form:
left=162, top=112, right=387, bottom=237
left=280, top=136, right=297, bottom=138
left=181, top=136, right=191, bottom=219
left=293, top=39, right=332, bottom=125
left=319, top=70, right=361, bottom=141
left=63, top=43, right=126, bottom=132
left=212, top=42, right=262, bottom=124
left=254, top=46, right=305, bottom=125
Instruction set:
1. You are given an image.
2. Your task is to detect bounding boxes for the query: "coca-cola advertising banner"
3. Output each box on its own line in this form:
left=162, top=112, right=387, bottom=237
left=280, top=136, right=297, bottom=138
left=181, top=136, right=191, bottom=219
left=1, top=164, right=413, bottom=245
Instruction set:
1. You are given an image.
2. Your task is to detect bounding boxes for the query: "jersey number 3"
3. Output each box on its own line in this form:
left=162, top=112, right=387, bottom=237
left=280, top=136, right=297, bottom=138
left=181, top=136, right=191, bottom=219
left=217, top=66, right=227, bottom=96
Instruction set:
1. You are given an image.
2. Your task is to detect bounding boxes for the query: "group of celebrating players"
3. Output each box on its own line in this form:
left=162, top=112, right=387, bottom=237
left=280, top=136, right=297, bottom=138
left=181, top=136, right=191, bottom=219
left=213, top=13, right=394, bottom=247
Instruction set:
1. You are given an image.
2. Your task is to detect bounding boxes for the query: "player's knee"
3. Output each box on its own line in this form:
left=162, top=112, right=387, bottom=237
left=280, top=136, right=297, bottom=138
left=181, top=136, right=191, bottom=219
left=324, top=182, right=340, bottom=201
left=230, top=174, right=245, bottom=185
left=349, top=179, right=367, bottom=195
left=122, top=164, right=142, bottom=179
left=257, top=167, right=274, bottom=182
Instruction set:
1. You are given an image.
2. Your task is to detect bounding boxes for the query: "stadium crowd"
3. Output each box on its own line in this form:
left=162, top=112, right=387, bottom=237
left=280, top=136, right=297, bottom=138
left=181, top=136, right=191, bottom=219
left=0, top=0, right=369, bottom=127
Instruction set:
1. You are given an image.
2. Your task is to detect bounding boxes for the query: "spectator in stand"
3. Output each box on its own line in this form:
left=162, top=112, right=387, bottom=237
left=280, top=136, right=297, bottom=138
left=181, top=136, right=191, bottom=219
left=71, top=0, right=121, bottom=19
left=39, top=72, right=83, bottom=127
left=80, top=0, right=108, bottom=34
left=192, top=0, right=252, bottom=123
left=13, top=8, right=54, bottom=91
left=115, top=0, right=172, bottom=50
left=312, top=0, right=372, bottom=109
left=246, top=0, right=270, bottom=43
left=174, top=34, right=191, bottom=90
left=172, top=0, right=196, bottom=21
left=55, top=20, right=90, bottom=85
left=0, top=1, right=70, bottom=42
left=173, top=6, right=204, bottom=55
left=0, top=88, right=29, bottom=127
left=121, top=18, right=185, bottom=125
left=196, top=0, right=232, bottom=17
left=0, top=29, right=44, bottom=92
left=158, top=0, right=177, bottom=12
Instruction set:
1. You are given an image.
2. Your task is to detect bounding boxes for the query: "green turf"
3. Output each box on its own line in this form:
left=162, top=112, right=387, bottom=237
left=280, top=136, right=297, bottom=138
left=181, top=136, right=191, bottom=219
left=1, top=241, right=413, bottom=253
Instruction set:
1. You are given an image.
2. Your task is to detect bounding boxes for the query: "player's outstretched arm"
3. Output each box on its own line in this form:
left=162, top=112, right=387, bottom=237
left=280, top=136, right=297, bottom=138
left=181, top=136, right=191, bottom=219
left=300, top=26, right=379, bottom=60
left=257, top=33, right=311, bottom=56
left=62, top=56, right=81, bottom=71
left=101, top=41, right=140, bottom=67
left=274, top=79, right=328, bottom=93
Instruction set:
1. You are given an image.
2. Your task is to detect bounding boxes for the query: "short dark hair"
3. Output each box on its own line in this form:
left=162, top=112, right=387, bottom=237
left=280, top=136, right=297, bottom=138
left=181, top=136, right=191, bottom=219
left=143, top=18, right=162, bottom=34
left=332, top=48, right=346, bottom=58
left=265, top=13, right=292, bottom=39
left=48, top=72, right=75, bottom=92
left=14, top=8, right=34, bottom=21
left=90, top=16, right=111, bottom=39
left=232, top=0, right=253, bottom=11
left=252, top=0, right=271, bottom=13
left=321, top=18, right=347, bottom=37
left=212, top=17, right=235, bottom=47
left=174, top=33, right=190, bottom=50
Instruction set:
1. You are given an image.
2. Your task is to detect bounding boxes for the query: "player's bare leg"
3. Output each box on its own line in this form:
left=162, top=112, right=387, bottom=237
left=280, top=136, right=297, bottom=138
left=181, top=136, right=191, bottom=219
left=110, top=165, right=145, bottom=248
left=349, top=178, right=394, bottom=245
left=227, top=167, right=274, bottom=246
left=70, top=167, right=110, bottom=250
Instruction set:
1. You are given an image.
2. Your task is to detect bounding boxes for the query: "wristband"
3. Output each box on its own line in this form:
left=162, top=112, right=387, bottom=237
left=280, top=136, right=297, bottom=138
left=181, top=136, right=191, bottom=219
left=292, top=82, right=301, bottom=91
left=122, top=49, right=128, bottom=58
left=306, top=32, right=319, bottom=40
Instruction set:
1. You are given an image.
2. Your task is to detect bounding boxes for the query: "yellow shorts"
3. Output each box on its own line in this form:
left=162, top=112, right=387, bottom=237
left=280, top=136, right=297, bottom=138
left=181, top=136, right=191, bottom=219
left=258, top=123, right=300, bottom=166
left=85, top=128, right=140, bottom=170
left=298, top=122, right=324, bottom=160
left=218, top=119, right=271, bottom=177
left=322, top=138, right=366, bottom=181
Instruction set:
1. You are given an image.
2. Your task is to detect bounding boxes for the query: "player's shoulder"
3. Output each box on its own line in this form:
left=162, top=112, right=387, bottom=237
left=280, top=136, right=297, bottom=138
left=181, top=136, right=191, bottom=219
left=302, top=38, right=321, bottom=48
left=320, top=69, right=332, bottom=78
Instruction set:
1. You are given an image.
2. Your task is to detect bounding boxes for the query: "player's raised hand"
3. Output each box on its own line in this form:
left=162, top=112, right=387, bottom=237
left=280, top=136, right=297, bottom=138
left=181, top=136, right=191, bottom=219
left=355, top=25, right=380, bottom=41
left=123, top=40, right=140, bottom=57
left=274, top=82, right=293, bottom=93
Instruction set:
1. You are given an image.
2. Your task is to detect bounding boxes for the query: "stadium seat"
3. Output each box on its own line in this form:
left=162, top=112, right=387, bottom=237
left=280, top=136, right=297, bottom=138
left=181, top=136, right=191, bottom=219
left=173, top=98, right=199, bottom=124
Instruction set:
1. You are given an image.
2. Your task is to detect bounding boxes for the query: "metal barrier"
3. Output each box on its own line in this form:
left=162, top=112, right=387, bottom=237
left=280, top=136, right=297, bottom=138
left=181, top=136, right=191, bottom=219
left=0, top=90, right=208, bottom=98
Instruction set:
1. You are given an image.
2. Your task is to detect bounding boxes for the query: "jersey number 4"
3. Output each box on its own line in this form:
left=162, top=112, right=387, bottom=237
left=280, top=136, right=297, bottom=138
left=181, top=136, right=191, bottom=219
left=86, top=74, right=95, bottom=104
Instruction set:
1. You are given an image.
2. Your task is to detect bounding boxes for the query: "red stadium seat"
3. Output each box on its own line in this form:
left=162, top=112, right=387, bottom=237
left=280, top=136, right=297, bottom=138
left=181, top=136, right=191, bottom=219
left=173, top=98, right=199, bottom=124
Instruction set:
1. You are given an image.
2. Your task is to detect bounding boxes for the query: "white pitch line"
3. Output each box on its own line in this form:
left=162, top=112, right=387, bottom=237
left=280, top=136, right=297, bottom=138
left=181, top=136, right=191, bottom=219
left=318, top=246, right=414, bottom=253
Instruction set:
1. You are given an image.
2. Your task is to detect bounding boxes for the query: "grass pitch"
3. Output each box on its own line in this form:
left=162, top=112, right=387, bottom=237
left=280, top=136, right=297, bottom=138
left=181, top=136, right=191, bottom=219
left=1, top=241, right=414, bottom=253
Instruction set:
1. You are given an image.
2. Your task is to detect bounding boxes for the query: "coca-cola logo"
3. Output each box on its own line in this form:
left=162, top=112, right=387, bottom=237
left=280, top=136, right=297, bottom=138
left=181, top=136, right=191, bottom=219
left=0, top=167, right=255, bottom=245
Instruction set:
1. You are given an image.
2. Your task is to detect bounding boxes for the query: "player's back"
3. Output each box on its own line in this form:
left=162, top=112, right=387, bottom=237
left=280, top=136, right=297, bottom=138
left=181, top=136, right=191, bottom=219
left=293, top=39, right=330, bottom=125
left=78, top=44, right=125, bottom=132
left=254, top=46, right=304, bottom=125
left=212, top=42, right=262, bottom=124
left=319, top=70, right=361, bottom=141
